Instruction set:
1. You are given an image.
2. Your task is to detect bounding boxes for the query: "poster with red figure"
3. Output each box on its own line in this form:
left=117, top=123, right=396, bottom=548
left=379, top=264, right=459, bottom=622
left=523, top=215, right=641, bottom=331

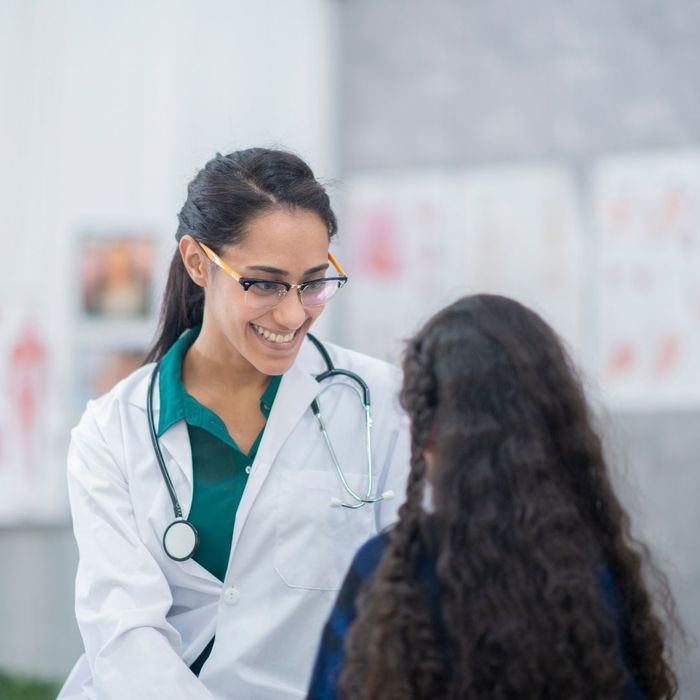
left=593, top=151, right=700, bottom=408
left=0, top=308, right=58, bottom=521
left=343, top=167, right=584, bottom=367
left=343, top=172, right=455, bottom=363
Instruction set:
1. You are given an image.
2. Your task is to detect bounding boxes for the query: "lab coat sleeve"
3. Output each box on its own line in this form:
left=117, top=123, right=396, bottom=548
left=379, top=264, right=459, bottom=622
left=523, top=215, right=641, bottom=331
left=67, top=403, right=213, bottom=700
left=374, top=409, right=411, bottom=532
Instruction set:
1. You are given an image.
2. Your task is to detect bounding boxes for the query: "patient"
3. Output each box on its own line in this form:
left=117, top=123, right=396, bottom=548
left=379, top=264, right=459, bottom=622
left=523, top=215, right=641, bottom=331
left=308, top=294, right=677, bottom=700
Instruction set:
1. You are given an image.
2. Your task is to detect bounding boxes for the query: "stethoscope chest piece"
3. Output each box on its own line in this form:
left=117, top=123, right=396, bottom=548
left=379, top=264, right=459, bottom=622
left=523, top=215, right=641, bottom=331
left=163, top=519, right=199, bottom=561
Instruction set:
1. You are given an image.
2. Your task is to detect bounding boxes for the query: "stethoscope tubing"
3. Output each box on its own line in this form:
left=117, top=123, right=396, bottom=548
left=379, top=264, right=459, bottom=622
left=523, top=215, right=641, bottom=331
left=150, top=332, right=387, bottom=560
left=147, top=365, right=183, bottom=520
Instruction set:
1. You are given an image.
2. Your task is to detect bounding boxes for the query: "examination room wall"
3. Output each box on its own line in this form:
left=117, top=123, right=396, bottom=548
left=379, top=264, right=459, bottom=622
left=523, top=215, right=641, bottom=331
left=2, top=0, right=700, bottom=695
left=0, top=0, right=340, bottom=683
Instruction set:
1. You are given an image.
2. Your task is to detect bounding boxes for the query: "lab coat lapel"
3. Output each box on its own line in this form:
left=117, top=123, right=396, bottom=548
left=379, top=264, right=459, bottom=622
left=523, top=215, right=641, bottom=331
left=131, top=367, right=195, bottom=509
left=158, top=422, right=194, bottom=516
left=230, top=354, right=321, bottom=547
left=129, top=367, right=217, bottom=585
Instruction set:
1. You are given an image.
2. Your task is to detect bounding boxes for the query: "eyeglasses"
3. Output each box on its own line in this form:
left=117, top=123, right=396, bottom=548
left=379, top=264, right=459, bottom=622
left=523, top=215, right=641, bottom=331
left=197, top=241, right=348, bottom=309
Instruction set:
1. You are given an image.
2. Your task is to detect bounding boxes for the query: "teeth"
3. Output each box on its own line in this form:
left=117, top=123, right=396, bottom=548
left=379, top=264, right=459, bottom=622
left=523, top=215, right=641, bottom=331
left=252, top=324, right=296, bottom=344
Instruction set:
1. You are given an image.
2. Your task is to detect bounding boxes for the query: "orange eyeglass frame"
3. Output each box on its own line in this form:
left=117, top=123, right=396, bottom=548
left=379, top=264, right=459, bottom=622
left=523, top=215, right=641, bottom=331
left=196, top=240, right=348, bottom=294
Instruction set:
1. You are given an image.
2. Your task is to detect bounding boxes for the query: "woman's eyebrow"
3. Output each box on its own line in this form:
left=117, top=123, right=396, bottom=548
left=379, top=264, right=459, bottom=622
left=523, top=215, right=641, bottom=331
left=243, top=263, right=330, bottom=276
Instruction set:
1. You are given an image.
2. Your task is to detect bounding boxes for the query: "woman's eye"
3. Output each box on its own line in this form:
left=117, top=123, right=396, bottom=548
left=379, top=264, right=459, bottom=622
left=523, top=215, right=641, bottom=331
left=251, top=281, right=284, bottom=296
left=304, top=280, right=325, bottom=290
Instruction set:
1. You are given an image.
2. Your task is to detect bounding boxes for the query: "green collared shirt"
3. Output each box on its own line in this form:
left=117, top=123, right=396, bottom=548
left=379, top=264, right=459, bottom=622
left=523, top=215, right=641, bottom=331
left=158, top=325, right=281, bottom=674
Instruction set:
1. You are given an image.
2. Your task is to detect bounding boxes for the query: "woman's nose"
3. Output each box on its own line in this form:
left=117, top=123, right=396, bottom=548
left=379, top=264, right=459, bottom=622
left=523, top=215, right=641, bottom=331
left=272, top=287, right=308, bottom=329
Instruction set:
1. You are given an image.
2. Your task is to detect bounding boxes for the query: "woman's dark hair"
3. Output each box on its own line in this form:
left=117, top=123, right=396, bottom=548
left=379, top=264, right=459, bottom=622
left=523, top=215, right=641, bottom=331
left=144, top=148, right=338, bottom=363
left=340, top=294, right=677, bottom=699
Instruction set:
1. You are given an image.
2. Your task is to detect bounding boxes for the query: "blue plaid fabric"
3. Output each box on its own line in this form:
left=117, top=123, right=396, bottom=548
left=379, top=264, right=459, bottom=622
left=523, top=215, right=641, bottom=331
left=306, top=532, right=390, bottom=700
left=306, top=529, right=645, bottom=700
left=306, top=530, right=440, bottom=700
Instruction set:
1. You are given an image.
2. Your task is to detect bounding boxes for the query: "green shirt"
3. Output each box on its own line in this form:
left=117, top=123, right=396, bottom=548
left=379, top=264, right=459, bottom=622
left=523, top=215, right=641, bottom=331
left=157, top=325, right=281, bottom=673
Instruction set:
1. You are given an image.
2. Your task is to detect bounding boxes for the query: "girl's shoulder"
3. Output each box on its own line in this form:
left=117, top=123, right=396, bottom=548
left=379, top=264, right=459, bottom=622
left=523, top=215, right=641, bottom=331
left=350, top=529, right=392, bottom=579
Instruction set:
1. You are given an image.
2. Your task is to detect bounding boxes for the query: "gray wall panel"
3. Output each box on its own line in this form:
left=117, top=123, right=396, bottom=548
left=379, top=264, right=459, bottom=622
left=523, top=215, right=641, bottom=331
left=341, top=0, right=700, bottom=170
left=0, top=525, right=82, bottom=680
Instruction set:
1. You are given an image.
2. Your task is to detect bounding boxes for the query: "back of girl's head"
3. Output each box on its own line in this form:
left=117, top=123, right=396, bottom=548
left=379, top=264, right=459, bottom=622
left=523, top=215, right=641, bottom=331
left=145, top=148, right=337, bottom=363
left=341, top=294, right=676, bottom=700
left=401, top=294, right=600, bottom=538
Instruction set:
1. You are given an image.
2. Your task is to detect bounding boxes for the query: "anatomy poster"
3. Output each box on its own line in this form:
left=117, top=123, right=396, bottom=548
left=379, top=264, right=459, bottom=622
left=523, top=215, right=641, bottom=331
left=453, top=165, right=585, bottom=360
left=0, top=301, right=59, bottom=521
left=343, top=172, right=457, bottom=362
left=592, top=151, right=700, bottom=408
left=343, top=166, right=584, bottom=365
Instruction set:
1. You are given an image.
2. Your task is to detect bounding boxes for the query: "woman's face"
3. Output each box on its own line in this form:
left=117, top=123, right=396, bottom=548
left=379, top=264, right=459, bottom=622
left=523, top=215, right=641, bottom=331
left=199, top=207, right=331, bottom=376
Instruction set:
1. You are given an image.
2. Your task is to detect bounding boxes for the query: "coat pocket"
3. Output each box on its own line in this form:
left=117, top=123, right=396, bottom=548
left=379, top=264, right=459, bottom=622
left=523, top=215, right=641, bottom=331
left=273, top=469, right=376, bottom=590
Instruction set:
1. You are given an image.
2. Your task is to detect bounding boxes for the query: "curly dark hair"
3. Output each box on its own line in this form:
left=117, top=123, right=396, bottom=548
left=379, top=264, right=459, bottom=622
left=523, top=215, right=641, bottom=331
left=339, top=294, right=676, bottom=700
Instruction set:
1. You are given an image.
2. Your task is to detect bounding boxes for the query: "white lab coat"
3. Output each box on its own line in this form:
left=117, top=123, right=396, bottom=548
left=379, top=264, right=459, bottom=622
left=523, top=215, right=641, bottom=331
left=59, top=337, right=409, bottom=700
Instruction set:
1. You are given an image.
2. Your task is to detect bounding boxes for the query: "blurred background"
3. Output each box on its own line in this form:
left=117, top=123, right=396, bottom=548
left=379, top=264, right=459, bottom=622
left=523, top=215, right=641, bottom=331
left=0, top=0, right=698, bottom=696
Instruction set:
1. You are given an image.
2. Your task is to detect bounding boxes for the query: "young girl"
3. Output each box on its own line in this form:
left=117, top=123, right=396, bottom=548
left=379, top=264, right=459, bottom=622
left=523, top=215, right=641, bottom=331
left=308, top=294, right=676, bottom=699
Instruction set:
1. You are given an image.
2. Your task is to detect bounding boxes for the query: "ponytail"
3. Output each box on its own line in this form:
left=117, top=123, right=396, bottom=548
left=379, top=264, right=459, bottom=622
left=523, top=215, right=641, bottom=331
left=143, top=250, right=204, bottom=364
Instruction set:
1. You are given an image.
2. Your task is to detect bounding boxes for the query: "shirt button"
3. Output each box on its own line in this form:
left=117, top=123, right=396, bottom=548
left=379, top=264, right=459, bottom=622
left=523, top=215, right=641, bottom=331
left=223, top=587, right=240, bottom=606
left=245, top=465, right=252, bottom=475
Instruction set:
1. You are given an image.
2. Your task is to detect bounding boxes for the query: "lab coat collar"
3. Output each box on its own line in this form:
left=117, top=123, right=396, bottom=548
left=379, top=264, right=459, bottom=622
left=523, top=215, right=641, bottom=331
left=224, top=338, right=325, bottom=567
left=128, top=336, right=326, bottom=411
left=125, top=338, right=327, bottom=585
left=127, top=337, right=327, bottom=488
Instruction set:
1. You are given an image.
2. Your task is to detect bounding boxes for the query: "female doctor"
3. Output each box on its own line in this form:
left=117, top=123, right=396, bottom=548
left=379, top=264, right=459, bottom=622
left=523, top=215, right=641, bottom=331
left=59, top=148, right=409, bottom=700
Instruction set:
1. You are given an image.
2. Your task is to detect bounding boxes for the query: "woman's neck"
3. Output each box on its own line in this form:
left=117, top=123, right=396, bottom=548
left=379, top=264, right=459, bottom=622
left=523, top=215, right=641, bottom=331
left=182, top=324, right=269, bottom=400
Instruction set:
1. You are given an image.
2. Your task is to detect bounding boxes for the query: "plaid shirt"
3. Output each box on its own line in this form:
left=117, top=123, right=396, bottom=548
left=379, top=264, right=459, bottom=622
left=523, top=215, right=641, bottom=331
left=306, top=530, right=441, bottom=700
left=306, top=530, right=645, bottom=700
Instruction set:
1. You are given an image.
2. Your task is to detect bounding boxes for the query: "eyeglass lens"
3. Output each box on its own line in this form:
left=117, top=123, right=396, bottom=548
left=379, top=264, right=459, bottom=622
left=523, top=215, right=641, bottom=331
left=245, top=280, right=341, bottom=308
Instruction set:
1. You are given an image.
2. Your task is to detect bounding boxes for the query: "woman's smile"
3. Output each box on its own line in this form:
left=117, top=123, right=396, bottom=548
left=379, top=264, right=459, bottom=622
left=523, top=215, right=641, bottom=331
left=248, top=320, right=306, bottom=352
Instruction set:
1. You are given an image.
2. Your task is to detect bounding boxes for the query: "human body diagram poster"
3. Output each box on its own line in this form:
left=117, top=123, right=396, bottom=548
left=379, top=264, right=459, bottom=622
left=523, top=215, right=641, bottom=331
left=344, top=154, right=700, bottom=409
left=0, top=302, right=60, bottom=521
left=343, top=166, right=585, bottom=367
left=592, top=152, right=700, bottom=408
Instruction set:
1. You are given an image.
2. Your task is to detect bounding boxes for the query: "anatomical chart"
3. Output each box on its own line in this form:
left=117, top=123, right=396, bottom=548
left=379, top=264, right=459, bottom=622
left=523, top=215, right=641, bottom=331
left=453, top=165, right=585, bottom=361
left=343, top=166, right=584, bottom=365
left=0, top=302, right=58, bottom=521
left=342, top=172, right=455, bottom=362
left=592, top=152, right=700, bottom=408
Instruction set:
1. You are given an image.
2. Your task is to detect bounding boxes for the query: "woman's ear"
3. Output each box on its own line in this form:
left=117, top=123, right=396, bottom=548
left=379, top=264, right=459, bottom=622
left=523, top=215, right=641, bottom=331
left=179, top=235, right=209, bottom=288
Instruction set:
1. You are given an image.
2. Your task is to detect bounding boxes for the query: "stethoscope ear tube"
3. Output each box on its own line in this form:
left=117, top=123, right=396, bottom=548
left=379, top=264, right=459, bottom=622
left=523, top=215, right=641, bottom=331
left=314, top=368, right=371, bottom=407
left=306, top=338, right=389, bottom=510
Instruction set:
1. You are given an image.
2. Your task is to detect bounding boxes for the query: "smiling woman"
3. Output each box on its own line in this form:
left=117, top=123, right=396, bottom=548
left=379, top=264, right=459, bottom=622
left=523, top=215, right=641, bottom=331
left=175, top=206, right=346, bottom=378
left=58, top=149, right=410, bottom=700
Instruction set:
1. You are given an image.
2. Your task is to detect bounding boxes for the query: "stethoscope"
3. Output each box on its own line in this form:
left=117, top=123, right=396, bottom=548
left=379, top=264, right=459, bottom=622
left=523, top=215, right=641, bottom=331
left=147, top=333, right=394, bottom=561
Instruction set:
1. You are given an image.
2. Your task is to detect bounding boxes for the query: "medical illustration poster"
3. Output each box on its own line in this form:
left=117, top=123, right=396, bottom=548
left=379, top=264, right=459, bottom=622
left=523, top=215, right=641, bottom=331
left=0, top=303, right=60, bottom=521
left=592, top=151, right=700, bottom=408
left=452, top=165, right=585, bottom=361
left=79, top=235, right=155, bottom=318
left=343, top=172, right=459, bottom=362
left=343, top=166, right=584, bottom=365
